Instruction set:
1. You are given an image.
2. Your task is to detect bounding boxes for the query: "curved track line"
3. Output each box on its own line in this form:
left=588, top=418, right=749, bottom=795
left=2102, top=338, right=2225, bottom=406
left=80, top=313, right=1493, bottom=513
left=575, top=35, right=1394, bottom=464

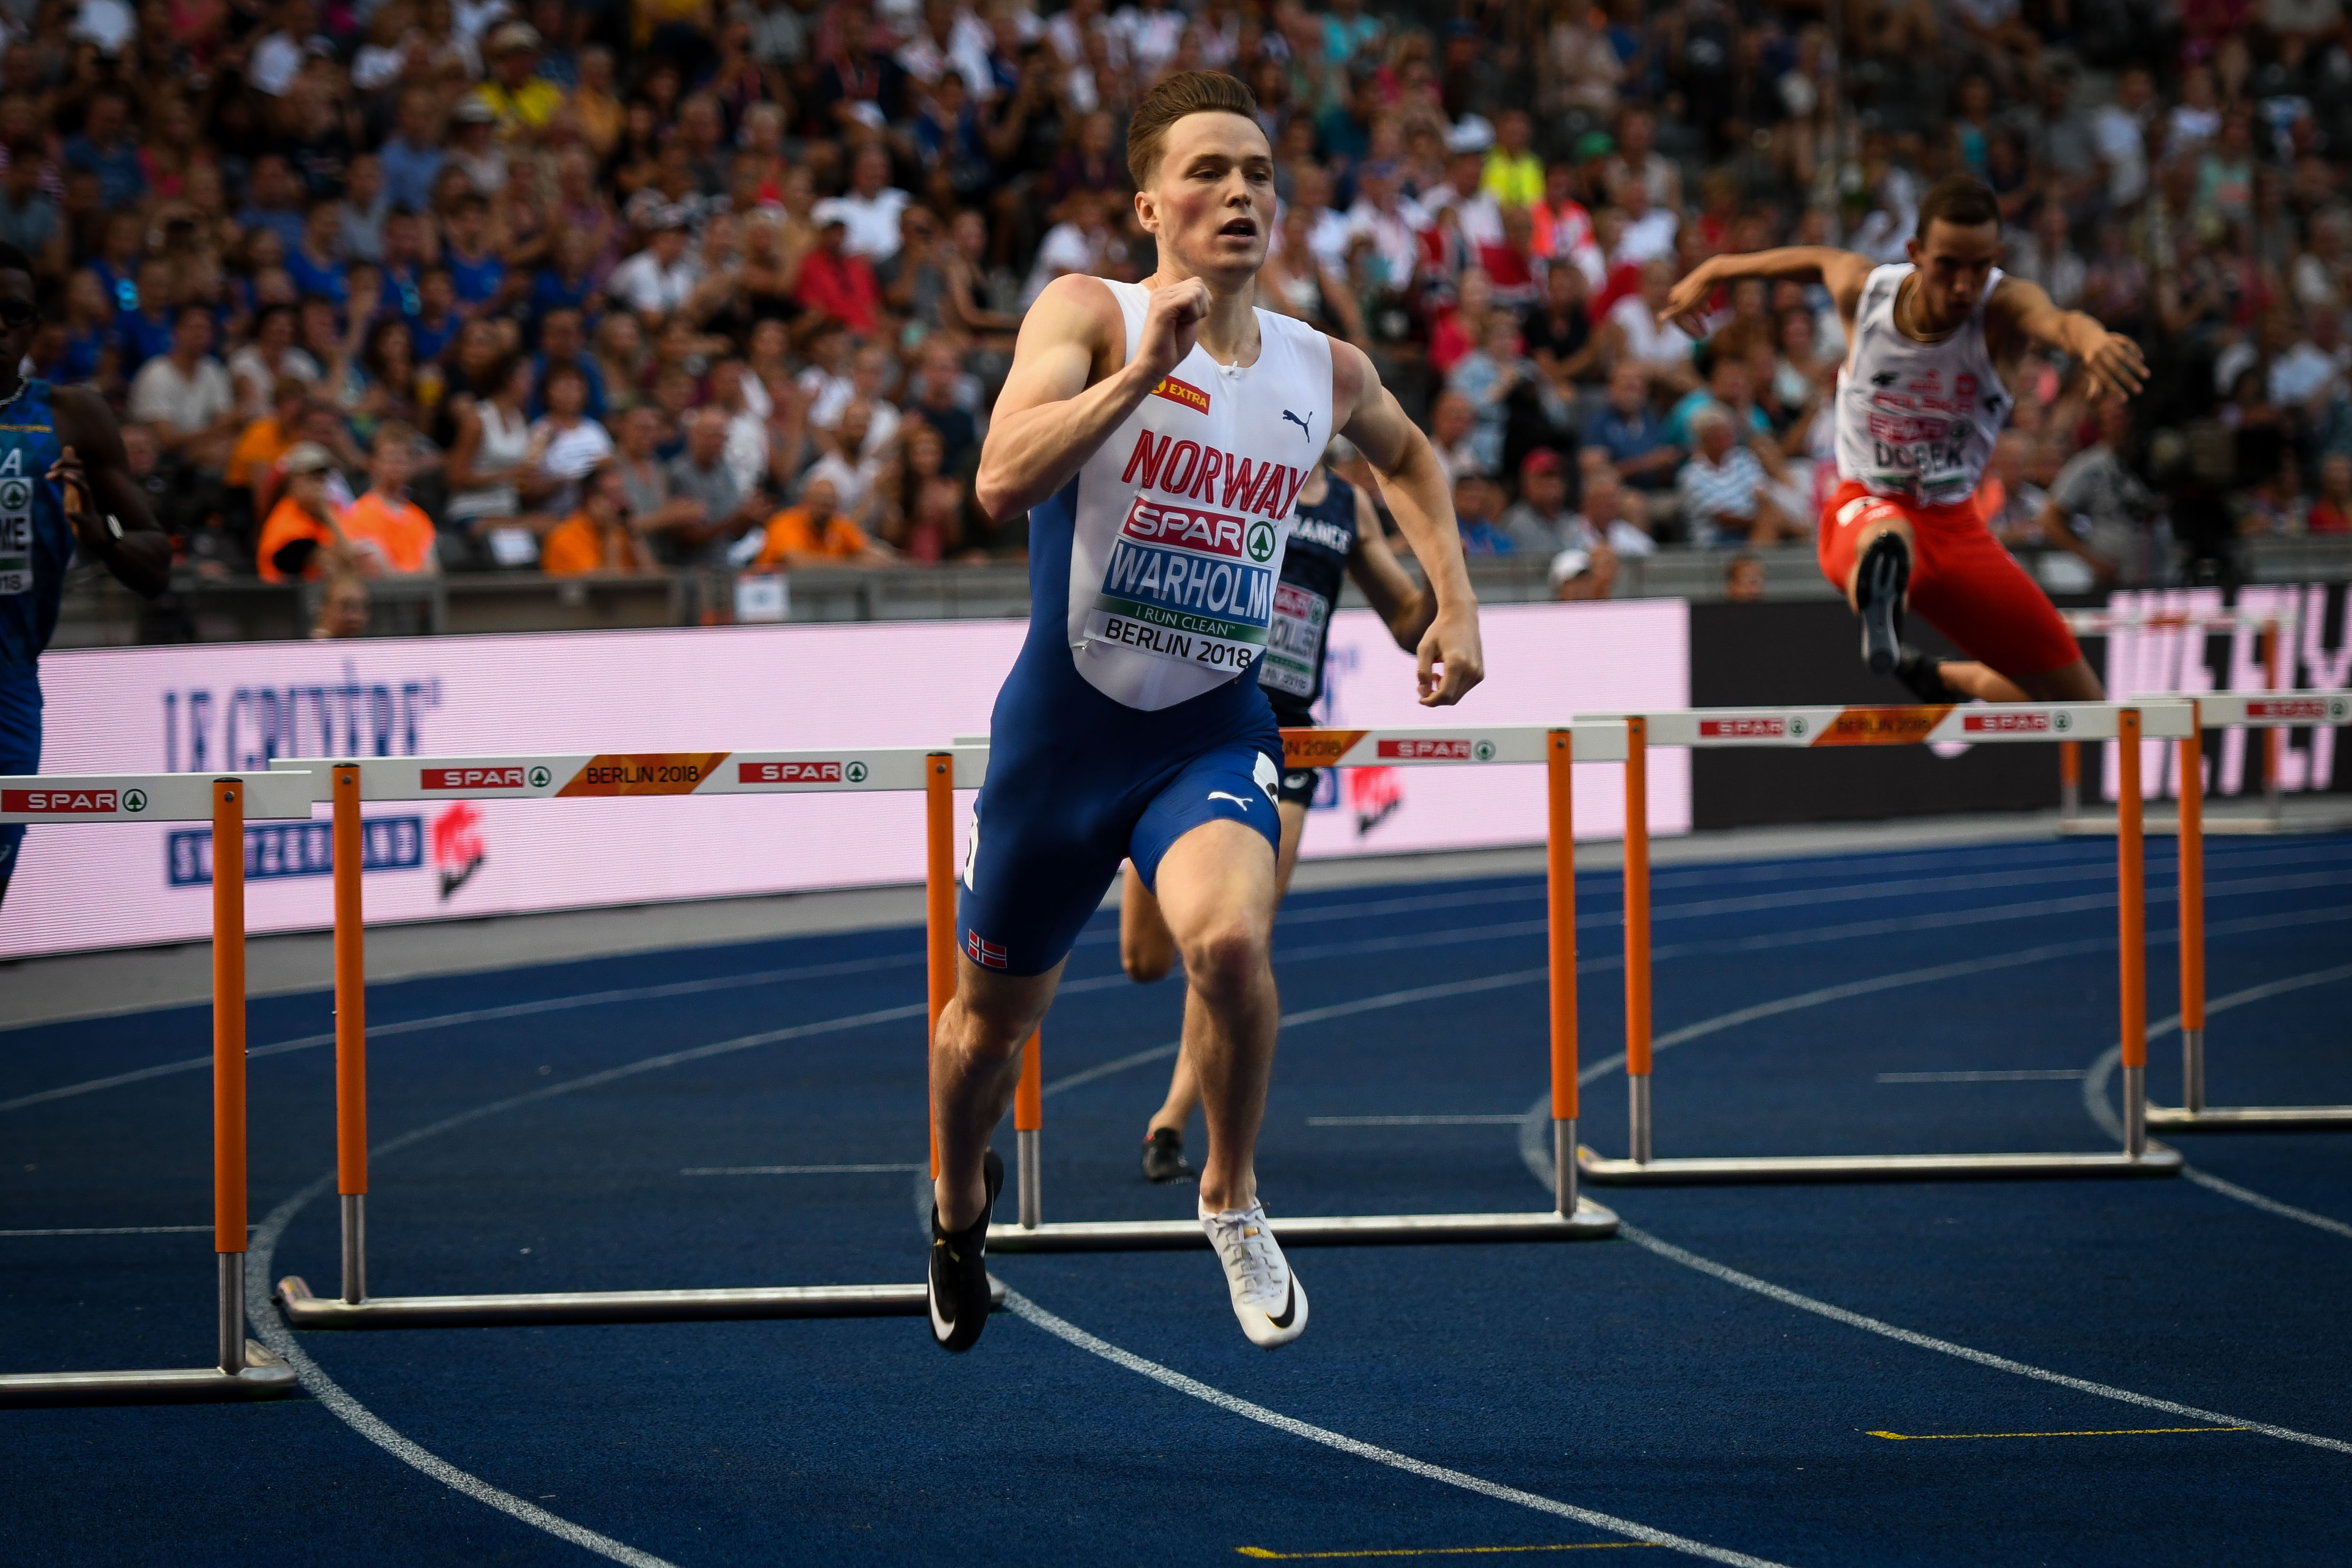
left=1001, top=1291, right=1796, bottom=1568
left=1511, top=958, right=2352, bottom=1459
left=243, top=1179, right=676, bottom=1568
left=2078, top=959, right=2352, bottom=1242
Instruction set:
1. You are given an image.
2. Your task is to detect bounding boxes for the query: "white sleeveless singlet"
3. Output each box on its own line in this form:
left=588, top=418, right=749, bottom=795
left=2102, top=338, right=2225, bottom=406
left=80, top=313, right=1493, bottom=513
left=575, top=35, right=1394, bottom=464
left=1062, top=278, right=1335, bottom=711
left=1833, top=263, right=2012, bottom=509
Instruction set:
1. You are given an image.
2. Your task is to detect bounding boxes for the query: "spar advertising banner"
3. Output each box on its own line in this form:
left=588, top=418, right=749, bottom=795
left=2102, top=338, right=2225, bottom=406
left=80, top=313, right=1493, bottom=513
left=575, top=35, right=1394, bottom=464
left=5, top=600, right=1687, bottom=960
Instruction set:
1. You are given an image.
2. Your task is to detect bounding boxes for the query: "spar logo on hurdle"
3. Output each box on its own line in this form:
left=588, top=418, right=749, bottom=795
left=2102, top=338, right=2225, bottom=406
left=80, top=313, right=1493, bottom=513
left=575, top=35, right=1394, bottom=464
left=2245, top=696, right=2348, bottom=723
left=1699, top=716, right=1789, bottom=739
left=1962, top=709, right=2070, bottom=734
left=421, top=766, right=530, bottom=790
left=737, top=759, right=871, bottom=785
left=1, top=787, right=141, bottom=815
left=1376, top=737, right=1498, bottom=761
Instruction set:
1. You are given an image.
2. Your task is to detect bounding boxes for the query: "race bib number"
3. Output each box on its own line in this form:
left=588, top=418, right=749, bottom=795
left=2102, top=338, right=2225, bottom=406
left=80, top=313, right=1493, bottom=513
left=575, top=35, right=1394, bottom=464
left=1084, top=494, right=1279, bottom=675
left=0, top=474, right=32, bottom=596
left=1256, top=582, right=1327, bottom=698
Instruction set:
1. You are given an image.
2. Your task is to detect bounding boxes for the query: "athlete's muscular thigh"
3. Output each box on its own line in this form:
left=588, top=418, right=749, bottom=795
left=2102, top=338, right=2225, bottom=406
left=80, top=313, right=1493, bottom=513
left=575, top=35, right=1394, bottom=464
left=1153, top=819, right=1277, bottom=997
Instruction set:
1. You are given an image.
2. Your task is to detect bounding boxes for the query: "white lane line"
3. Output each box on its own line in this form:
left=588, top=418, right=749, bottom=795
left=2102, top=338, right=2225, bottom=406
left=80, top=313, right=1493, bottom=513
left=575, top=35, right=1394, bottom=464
left=1510, top=948, right=2352, bottom=1461
left=679, top=1163, right=921, bottom=1176
left=1876, top=1070, right=2087, bottom=1083
left=1306, top=1115, right=1529, bottom=1126
left=1001, top=1291, right=1796, bottom=1568
left=244, top=1179, right=677, bottom=1568
left=1610, top=1224, right=2352, bottom=1457
left=2078, top=959, right=2352, bottom=1243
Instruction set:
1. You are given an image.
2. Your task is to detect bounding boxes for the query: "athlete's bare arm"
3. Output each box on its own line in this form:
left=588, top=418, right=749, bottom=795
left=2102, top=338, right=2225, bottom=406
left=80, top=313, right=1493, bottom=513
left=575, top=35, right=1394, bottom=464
left=51, top=386, right=169, bottom=599
left=1331, top=338, right=1482, bottom=705
left=1658, top=246, right=1876, bottom=337
left=1985, top=277, right=2148, bottom=400
left=972, top=273, right=1213, bottom=522
left=1344, top=483, right=1435, bottom=654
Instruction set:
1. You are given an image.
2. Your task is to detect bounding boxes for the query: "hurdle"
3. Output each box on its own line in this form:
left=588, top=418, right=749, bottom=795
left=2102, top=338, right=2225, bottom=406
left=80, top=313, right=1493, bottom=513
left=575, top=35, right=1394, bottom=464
left=2148, top=689, right=2352, bottom=1132
left=985, top=722, right=1625, bottom=1253
left=1576, top=701, right=2194, bottom=1186
left=272, top=744, right=1005, bottom=1329
left=2057, top=609, right=2303, bottom=835
left=0, top=770, right=308, bottom=1406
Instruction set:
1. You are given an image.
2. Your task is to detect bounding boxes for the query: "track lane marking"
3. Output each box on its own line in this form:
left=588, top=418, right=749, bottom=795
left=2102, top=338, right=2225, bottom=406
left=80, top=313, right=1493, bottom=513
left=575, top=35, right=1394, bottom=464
left=1002, top=1291, right=1795, bottom=1568
left=1237, top=1545, right=1658, bottom=1559
left=2079, top=959, right=2352, bottom=1242
left=1864, top=1426, right=2244, bottom=1440
left=679, top=1163, right=921, bottom=1176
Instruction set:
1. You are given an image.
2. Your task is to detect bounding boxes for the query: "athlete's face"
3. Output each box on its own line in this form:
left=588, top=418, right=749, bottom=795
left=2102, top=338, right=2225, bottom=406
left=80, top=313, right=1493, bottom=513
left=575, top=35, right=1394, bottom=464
left=1138, top=111, right=1275, bottom=283
left=1906, top=219, right=2001, bottom=329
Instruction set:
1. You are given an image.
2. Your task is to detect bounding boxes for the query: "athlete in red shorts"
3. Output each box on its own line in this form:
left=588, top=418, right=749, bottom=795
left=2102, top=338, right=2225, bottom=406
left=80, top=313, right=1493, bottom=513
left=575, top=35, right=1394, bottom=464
left=1660, top=174, right=2147, bottom=702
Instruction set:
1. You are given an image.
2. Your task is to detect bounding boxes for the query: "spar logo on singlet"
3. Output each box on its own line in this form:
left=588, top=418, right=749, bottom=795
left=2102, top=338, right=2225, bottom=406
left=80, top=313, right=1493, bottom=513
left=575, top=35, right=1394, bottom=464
left=1086, top=431, right=1307, bottom=672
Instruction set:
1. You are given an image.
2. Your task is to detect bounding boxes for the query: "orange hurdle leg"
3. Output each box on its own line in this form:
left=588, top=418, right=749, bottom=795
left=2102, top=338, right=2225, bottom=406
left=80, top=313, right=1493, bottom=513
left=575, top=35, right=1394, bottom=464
left=1547, top=729, right=1580, bottom=1215
left=2178, top=716, right=2206, bottom=1114
left=925, top=753, right=955, bottom=1184
left=1014, top=1028, right=1042, bottom=1228
left=212, top=780, right=249, bottom=1374
left=332, top=765, right=369, bottom=1304
left=2117, top=711, right=2148, bottom=1159
left=2058, top=738, right=2080, bottom=819
left=1623, top=716, right=1653, bottom=1164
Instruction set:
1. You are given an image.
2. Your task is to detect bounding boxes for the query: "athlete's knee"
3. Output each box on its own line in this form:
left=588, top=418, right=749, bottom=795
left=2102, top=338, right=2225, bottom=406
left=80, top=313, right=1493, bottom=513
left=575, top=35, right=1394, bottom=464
left=937, top=983, right=1050, bottom=1065
left=1176, top=913, right=1271, bottom=1002
left=1121, top=937, right=1177, bottom=984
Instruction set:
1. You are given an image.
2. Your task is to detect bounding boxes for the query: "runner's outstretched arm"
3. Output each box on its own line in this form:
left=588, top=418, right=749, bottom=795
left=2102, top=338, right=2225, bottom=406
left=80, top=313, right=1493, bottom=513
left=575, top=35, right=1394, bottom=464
left=1658, top=246, right=1876, bottom=335
left=1331, top=339, right=1482, bottom=705
left=973, top=274, right=1213, bottom=521
left=1987, top=277, right=2149, bottom=400
left=52, top=387, right=169, bottom=599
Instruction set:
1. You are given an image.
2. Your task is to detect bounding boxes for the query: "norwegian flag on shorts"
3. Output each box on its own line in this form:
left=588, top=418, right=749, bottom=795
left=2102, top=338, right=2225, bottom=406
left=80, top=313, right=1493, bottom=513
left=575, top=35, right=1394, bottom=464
left=966, top=930, right=1008, bottom=968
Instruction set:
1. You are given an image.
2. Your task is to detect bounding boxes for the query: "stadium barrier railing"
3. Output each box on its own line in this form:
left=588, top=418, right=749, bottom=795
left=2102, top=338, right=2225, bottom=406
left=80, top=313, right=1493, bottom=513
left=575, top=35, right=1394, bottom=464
left=983, top=722, right=1627, bottom=1253
left=2148, top=688, right=2352, bottom=1132
left=0, top=770, right=308, bottom=1406
left=269, top=745, right=1006, bottom=1330
left=1575, top=700, right=2196, bottom=1186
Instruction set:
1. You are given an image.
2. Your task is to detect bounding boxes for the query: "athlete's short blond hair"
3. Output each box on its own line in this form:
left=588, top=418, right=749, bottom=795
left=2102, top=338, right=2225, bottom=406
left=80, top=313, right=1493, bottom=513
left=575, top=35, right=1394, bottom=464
left=1127, top=70, right=1261, bottom=189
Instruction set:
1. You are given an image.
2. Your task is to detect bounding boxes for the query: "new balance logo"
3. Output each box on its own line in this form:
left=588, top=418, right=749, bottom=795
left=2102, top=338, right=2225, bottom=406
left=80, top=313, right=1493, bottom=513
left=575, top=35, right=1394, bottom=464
left=966, top=930, right=1008, bottom=969
left=1282, top=409, right=1311, bottom=440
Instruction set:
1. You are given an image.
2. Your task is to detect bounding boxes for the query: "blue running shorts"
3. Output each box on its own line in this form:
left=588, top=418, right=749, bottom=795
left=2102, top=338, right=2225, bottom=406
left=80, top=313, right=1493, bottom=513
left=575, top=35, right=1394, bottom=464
left=958, top=729, right=1282, bottom=978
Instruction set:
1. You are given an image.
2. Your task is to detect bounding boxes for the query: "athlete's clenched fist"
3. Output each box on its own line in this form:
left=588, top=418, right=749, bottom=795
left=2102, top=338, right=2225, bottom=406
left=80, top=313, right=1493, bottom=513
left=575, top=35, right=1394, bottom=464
left=1136, top=277, right=1213, bottom=381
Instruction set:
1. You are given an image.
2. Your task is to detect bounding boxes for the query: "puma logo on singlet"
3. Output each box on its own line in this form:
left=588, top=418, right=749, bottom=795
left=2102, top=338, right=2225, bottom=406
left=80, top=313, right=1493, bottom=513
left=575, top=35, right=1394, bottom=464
left=1282, top=409, right=1311, bottom=440
left=1208, top=790, right=1253, bottom=810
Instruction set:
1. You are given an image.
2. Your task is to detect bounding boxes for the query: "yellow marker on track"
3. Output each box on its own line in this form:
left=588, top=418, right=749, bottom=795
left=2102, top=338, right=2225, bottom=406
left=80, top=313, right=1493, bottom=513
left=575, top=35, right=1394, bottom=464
left=1867, top=1426, right=2247, bottom=1441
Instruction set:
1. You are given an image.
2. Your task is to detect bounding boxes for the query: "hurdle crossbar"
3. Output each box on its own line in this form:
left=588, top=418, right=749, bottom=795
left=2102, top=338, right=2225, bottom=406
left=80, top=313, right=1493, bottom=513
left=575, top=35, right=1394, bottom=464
left=984, top=723, right=1623, bottom=1253
left=0, top=772, right=308, bottom=1406
left=270, top=744, right=1007, bottom=1331
left=2057, top=617, right=2325, bottom=836
left=1574, top=702, right=2193, bottom=1187
left=2148, top=691, right=2352, bottom=1132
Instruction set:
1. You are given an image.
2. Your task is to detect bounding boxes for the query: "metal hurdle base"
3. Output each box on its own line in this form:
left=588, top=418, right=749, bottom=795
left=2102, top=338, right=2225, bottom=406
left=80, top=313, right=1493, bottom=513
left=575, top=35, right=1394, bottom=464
left=2146, top=1104, right=2352, bottom=1130
left=987, top=1199, right=1619, bottom=1253
left=0, top=1343, right=296, bottom=1408
left=276, top=1273, right=1002, bottom=1329
left=1575, top=1144, right=2183, bottom=1185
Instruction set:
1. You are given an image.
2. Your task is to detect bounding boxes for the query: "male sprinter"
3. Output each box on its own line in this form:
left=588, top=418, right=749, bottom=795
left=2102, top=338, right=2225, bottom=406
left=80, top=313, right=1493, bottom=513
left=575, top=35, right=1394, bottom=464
left=0, top=242, right=170, bottom=909
left=1658, top=176, right=2146, bottom=702
left=1121, top=441, right=1435, bottom=1184
left=931, top=71, right=1482, bottom=1352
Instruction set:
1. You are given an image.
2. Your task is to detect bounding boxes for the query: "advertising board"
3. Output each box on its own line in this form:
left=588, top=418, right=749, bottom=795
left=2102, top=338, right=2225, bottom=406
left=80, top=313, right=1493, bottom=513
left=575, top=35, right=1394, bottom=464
left=7, top=600, right=1688, bottom=959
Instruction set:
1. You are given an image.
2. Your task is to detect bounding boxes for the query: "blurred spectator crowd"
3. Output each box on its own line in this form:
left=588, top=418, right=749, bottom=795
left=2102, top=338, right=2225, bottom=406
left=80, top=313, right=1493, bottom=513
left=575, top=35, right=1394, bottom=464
left=13, top=0, right=2352, bottom=630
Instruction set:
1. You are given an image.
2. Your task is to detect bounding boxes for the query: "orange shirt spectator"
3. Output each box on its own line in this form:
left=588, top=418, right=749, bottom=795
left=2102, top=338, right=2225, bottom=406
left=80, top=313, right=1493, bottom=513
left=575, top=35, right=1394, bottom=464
left=342, top=491, right=438, bottom=574
left=225, top=409, right=297, bottom=492
left=254, top=443, right=344, bottom=582
left=542, top=466, right=658, bottom=575
left=755, top=487, right=883, bottom=567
